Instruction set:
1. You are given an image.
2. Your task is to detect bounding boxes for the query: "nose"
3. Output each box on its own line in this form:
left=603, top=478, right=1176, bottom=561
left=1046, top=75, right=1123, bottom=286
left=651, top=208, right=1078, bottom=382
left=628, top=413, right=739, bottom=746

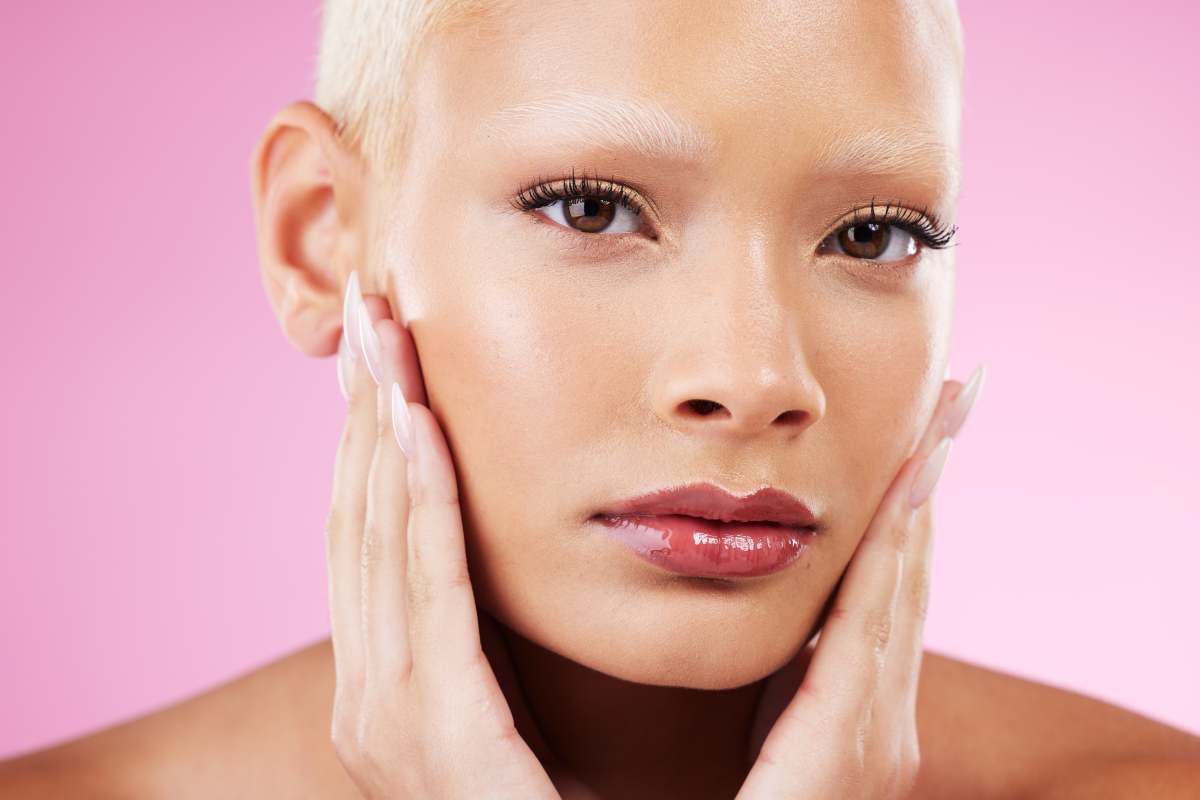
left=648, top=275, right=826, bottom=443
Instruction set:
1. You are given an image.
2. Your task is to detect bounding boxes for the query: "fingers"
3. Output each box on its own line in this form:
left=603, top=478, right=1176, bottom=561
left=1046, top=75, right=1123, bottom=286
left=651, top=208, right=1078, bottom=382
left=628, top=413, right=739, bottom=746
left=886, top=365, right=986, bottom=711
left=328, top=276, right=562, bottom=797
left=887, top=498, right=935, bottom=722
left=361, top=313, right=415, bottom=684
left=404, top=399, right=488, bottom=680
left=325, top=274, right=384, bottom=704
left=348, top=272, right=490, bottom=699
left=800, top=365, right=985, bottom=726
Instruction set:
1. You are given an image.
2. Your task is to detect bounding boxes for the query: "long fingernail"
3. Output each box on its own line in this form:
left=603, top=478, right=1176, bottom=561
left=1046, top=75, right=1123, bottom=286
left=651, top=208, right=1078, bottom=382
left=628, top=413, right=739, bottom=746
left=944, top=362, right=986, bottom=439
left=391, top=381, right=414, bottom=458
left=336, top=331, right=353, bottom=402
left=342, top=271, right=363, bottom=361
left=357, top=298, right=383, bottom=385
left=910, top=436, right=953, bottom=509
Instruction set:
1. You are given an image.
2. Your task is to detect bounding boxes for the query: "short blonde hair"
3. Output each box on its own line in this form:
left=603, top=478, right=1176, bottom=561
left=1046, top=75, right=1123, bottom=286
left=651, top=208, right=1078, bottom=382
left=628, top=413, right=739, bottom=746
left=314, top=0, right=509, bottom=178
left=315, top=0, right=963, bottom=180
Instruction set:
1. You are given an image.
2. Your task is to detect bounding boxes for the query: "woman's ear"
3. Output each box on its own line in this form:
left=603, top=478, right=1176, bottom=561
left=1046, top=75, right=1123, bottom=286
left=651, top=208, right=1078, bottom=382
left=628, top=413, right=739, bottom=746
left=249, top=100, right=367, bottom=357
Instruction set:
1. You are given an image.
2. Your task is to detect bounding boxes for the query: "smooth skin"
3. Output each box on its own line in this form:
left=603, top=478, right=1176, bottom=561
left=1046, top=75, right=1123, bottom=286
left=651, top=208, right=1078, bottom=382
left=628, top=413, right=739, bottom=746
left=3, top=0, right=1200, bottom=797
left=333, top=270, right=970, bottom=799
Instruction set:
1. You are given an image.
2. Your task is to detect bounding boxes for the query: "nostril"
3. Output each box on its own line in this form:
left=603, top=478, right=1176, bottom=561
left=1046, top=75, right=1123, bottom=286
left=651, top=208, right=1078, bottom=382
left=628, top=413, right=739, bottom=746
left=687, top=399, right=722, bottom=416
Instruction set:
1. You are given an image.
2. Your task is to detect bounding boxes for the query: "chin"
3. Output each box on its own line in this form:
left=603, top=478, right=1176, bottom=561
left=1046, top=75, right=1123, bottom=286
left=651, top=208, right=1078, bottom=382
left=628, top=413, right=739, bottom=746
left=552, top=601, right=819, bottom=691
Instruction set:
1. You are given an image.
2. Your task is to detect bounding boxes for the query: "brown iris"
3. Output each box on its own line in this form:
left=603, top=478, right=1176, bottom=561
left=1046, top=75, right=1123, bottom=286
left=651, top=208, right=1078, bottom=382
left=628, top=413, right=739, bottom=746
left=838, top=221, right=891, bottom=260
left=562, top=196, right=617, bottom=233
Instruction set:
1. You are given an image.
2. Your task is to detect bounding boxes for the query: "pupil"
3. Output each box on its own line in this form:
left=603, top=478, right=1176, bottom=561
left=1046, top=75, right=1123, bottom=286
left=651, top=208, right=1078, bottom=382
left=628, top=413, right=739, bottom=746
left=853, top=223, right=879, bottom=242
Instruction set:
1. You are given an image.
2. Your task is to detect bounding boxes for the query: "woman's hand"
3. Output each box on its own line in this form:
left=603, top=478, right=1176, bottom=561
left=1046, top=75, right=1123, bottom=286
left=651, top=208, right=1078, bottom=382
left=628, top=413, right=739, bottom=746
left=323, top=271, right=572, bottom=800
left=738, top=365, right=986, bottom=800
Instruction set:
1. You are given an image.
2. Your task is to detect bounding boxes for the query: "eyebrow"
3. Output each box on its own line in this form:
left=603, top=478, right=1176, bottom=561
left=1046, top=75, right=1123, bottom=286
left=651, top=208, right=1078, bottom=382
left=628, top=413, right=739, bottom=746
left=478, top=89, right=959, bottom=196
left=808, top=126, right=961, bottom=199
left=477, top=89, right=717, bottom=164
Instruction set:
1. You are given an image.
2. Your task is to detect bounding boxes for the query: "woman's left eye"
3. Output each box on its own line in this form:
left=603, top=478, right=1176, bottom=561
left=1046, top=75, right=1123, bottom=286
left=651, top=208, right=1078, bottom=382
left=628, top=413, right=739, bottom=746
left=820, top=222, right=918, bottom=263
left=531, top=193, right=643, bottom=236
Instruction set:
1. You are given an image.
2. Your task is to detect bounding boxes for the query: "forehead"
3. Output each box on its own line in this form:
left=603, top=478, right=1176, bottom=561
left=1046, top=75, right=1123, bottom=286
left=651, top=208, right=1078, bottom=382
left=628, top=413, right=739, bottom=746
left=414, top=0, right=962, bottom=198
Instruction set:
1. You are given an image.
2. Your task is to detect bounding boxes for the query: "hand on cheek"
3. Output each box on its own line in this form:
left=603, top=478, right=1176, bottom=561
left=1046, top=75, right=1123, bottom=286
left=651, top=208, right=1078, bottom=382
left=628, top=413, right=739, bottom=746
left=739, top=365, right=985, bottom=800
left=324, top=271, right=576, bottom=800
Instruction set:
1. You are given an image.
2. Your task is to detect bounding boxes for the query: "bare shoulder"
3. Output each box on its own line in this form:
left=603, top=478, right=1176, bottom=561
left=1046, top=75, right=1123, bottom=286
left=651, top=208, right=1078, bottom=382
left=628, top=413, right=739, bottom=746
left=4, top=642, right=1197, bottom=798
left=0, top=638, right=358, bottom=799
left=911, top=648, right=1200, bottom=799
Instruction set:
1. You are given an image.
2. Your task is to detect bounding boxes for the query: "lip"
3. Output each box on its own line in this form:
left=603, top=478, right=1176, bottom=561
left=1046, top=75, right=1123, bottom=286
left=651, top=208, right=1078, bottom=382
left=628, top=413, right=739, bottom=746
left=590, top=482, right=821, bottom=579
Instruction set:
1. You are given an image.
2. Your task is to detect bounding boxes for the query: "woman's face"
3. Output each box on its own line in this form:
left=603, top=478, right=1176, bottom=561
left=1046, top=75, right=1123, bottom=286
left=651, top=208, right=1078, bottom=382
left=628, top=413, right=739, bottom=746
left=372, top=0, right=962, bottom=690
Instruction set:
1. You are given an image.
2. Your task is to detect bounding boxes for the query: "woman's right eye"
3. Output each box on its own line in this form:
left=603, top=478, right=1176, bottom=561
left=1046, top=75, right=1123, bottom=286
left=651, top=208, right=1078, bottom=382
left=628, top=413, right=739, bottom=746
left=532, top=193, right=644, bottom=236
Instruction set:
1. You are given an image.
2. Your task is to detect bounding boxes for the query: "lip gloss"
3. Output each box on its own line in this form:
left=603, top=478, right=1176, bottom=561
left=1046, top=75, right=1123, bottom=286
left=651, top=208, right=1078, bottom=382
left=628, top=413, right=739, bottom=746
left=591, top=513, right=815, bottom=578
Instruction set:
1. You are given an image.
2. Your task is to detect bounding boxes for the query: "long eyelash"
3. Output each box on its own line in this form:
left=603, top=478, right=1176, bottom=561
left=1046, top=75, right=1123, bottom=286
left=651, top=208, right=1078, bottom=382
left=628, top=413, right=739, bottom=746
left=839, top=196, right=959, bottom=250
left=510, top=167, right=647, bottom=217
left=509, top=176, right=959, bottom=252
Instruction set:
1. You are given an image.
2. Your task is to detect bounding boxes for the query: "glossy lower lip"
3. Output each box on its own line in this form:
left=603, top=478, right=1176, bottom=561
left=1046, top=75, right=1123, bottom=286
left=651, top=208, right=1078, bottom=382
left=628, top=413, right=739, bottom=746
left=590, top=513, right=816, bottom=578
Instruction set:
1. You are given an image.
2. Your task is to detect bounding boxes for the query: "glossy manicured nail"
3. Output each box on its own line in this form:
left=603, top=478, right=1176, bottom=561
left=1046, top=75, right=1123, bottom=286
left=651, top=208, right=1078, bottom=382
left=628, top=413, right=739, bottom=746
left=357, top=299, right=383, bottom=385
left=342, top=271, right=363, bottom=361
left=910, top=436, right=953, bottom=509
left=944, top=363, right=986, bottom=439
left=336, top=331, right=353, bottom=402
left=391, top=381, right=414, bottom=458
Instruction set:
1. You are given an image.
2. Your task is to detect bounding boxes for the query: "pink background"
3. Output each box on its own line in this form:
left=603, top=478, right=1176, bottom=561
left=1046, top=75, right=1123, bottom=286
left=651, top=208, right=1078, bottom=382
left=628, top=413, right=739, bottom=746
left=2, top=2, right=1197, bottom=758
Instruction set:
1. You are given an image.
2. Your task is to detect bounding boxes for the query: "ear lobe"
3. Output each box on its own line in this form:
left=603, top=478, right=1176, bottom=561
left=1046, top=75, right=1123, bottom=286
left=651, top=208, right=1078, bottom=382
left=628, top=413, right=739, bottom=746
left=249, top=100, right=367, bottom=358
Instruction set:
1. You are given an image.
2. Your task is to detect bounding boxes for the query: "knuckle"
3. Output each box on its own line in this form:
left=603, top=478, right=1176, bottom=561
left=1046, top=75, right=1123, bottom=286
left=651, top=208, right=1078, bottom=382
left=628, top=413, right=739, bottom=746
left=406, top=560, right=471, bottom=622
left=908, top=562, right=932, bottom=623
left=901, top=736, right=922, bottom=778
left=376, top=648, right=415, bottom=685
left=444, top=558, right=474, bottom=594
left=884, top=737, right=922, bottom=798
left=408, top=481, right=461, bottom=511
left=354, top=717, right=388, bottom=765
left=360, top=522, right=381, bottom=571
left=339, top=409, right=369, bottom=453
left=329, top=716, right=362, bottom=768
left=374, top=389, right=391, bottom=442
left=864, top=607, right=894, bottom=654
left=406, top=568, right=435, bottom=616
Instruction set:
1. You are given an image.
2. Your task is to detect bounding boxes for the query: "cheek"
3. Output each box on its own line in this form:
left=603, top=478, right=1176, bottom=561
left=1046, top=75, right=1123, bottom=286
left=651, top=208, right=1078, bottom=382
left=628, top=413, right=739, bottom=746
left=814, top=280, right=949, bottom=562
left=410, top=262, right=617, bottom=524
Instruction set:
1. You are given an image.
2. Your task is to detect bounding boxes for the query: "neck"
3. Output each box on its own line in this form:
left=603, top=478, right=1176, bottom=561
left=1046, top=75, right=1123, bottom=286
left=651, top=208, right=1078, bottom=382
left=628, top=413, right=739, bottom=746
left=501, top=625, right=767, bottom=800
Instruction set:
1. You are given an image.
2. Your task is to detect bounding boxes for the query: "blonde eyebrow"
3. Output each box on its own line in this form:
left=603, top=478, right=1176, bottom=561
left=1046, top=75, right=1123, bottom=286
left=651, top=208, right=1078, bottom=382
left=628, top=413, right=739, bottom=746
left=808, top=127, right=961, bottom=198
left=478, top=90, right=959, bottom=197
left=476, top=89, right=718, bottom=164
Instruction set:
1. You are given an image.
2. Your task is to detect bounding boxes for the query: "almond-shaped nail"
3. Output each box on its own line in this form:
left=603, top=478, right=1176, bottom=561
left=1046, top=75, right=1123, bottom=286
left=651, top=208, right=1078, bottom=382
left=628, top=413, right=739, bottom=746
left=944, top=363, right=986, bottom=440
left=910, top=436, right=952, bottom=509
left=391, top=381, right=414, bottom=458
left=343, top=271, right=366, bottom=362
left=357, top=299, right=383, bottom=385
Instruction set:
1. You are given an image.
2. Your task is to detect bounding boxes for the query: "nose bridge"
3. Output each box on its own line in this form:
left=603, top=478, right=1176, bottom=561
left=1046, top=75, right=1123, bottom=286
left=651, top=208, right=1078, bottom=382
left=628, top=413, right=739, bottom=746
left=648, top=226, right=826, bottom=439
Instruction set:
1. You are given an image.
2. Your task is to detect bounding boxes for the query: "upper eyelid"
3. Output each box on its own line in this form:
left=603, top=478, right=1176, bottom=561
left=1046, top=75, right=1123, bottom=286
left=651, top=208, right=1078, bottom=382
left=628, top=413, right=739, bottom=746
left=512, top=175, right=652, bottom=217
left=512, top=176, right=953, bottom=247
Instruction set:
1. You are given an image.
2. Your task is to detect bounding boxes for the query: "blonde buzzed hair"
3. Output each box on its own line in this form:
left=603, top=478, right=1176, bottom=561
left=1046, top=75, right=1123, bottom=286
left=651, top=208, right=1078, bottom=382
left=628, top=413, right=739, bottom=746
left=313, top=0, right=510, bottom=178
left=314, top=0, right=964, bottom=180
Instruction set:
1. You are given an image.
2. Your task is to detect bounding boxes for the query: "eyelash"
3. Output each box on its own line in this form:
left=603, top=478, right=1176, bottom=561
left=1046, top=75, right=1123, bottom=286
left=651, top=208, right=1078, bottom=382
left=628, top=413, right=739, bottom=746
left=509, top=169, right=959, bottom=255
left=830, top=196, right=959, bottom=252
left=510, top=168, right=648, bottom=220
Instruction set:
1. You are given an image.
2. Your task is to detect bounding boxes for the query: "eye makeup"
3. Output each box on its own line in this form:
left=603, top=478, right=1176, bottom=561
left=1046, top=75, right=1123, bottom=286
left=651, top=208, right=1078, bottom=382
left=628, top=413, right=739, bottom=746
left=507, top=167, right=959, bottom=262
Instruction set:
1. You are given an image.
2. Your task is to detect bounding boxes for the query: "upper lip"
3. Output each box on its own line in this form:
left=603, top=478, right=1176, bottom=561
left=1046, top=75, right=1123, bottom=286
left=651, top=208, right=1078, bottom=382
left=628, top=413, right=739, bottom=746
left=595, top=482, right=820, bottom=529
